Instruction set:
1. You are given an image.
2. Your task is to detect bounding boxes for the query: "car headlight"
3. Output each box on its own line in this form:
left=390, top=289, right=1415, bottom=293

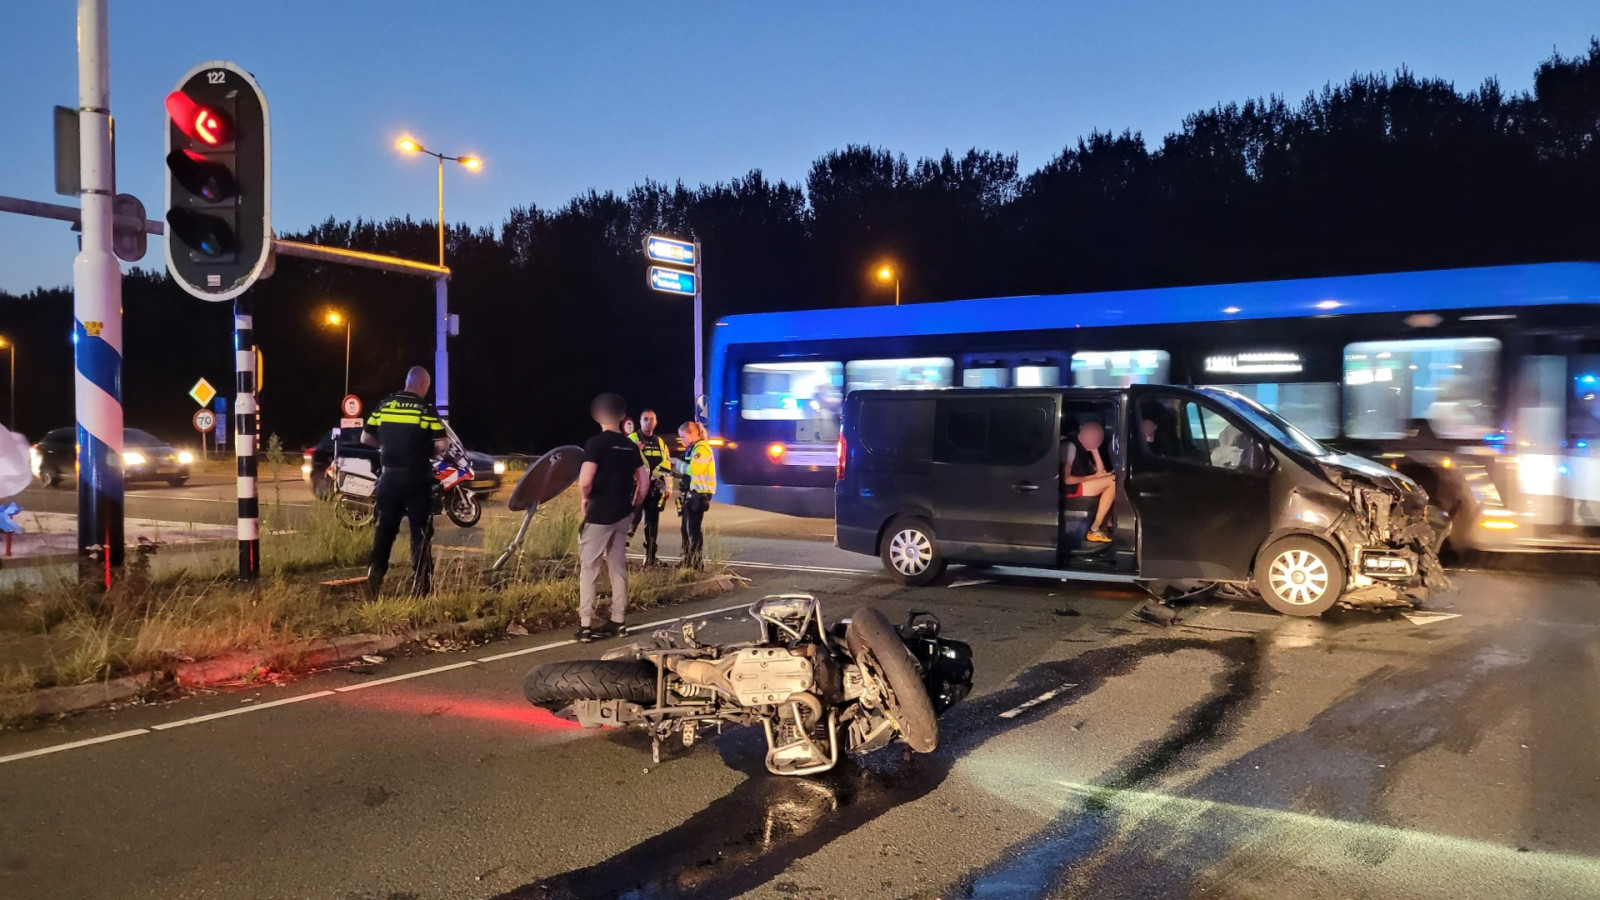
left=177, top=450, right=195, bottom=465
left=493, top=460, right=507, bottom=475
left=122, top=451, right=146, bottom=467
left=28, top=447, right=40, bottom=476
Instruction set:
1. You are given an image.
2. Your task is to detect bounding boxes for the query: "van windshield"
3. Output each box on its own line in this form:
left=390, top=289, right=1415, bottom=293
left=1203, top=388, right=1330, bottom=457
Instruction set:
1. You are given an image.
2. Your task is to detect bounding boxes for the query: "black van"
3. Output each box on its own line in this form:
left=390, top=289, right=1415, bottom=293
left=835, top=386, right=1451, bottom=616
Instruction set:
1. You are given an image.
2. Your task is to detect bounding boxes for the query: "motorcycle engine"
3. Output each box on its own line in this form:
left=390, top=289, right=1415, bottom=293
left=726, top=647, right=815, bottom=706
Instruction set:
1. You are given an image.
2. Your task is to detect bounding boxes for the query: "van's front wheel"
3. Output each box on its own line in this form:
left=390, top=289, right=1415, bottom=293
left=1254, top=536, right=1344, bottom=616
left=882, top=517, right=946, bottom=586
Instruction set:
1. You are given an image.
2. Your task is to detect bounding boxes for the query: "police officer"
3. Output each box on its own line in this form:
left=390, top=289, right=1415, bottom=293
left=628, top=409, right=673, bottom=566
left=362, top=366, right=447, bottom=598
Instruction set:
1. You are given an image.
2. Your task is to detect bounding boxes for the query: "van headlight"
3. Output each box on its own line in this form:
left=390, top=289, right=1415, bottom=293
left=122, top=451, right=146, bottom=467
left=177, top=450, right=195, bottom=465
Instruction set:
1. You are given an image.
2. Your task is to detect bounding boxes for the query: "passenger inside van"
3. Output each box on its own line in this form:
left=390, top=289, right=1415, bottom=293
left=1063, top=420, right=1116, bottom=543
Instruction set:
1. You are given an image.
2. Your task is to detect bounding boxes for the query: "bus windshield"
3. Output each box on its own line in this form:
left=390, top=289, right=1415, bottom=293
left=1203, top=388, right=1330, bottom=457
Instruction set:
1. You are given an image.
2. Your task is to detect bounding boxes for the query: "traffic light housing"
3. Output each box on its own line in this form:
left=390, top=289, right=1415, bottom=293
left=164, top=61, right=270, bottom=301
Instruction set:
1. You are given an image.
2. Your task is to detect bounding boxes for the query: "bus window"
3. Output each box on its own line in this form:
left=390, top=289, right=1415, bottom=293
left=1014, top=365, right=1061, bottom=387
left=1343, top=338, right=1500, bottom=440
left=1071, top=351, right=1170, bottom=387
left=1204, top=382, right=1339, bottom=439
left=739, top=361, right=843, bottom=442
left=963, top=366, right=1010, bottom=388
left=845, top=358, right=954, bottom=394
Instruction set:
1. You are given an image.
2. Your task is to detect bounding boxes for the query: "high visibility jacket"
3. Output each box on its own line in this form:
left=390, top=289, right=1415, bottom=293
left=363, top=392, right=444, bottom=472
left=629, top=432, right=673, bottom=477
left=680, top=440, right=717, bottom=495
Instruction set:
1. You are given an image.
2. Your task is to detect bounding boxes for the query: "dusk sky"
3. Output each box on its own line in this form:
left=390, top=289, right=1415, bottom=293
left=0, top=0, right=1593, bottom=294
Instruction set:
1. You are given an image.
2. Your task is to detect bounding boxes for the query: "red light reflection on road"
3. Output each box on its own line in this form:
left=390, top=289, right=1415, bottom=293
left=332, top=687, right=585, bottom=732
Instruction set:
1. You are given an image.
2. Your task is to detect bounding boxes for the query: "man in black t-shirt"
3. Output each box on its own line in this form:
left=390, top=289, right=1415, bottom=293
left=576, top=393, right=647, bottom=642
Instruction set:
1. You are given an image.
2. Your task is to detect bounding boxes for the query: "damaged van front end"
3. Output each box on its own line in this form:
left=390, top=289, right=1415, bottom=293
left=1317, top=455, right=1453, bottom=608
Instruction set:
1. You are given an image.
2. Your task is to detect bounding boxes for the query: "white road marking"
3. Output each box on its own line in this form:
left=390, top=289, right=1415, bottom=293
left=0, top=595, right=788, bottom=762
left=999, top=685, right=1077, bottom=719
left=626, top=553, right=873, bottom=577
left=332, top=662, right=478, bottom=692
left=0, top=729, right=150, bottom=764
left=150, top=690, right=337, bottom=729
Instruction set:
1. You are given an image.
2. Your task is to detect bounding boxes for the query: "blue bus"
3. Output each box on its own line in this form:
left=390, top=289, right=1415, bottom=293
left=707, top=261, right=1600, bottom=551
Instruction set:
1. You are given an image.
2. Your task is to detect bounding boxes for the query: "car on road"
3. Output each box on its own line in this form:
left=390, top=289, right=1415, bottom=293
left=301, top=427, right=505, bottom=499
left=30, top=426, right=195, bottom=488
left=835, top=385, right=1452, bottom=616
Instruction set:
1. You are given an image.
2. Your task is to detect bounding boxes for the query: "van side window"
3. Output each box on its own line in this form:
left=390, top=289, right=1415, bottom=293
left=858, top=399, right=934, bottom=457
left=1139, top=397, right=1251, bottom=471
left=934, top=397, right=1053, bottom=466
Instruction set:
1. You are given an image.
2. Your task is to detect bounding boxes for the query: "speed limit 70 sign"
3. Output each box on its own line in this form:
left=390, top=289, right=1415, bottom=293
left=193, top=409, right=216, bottom=433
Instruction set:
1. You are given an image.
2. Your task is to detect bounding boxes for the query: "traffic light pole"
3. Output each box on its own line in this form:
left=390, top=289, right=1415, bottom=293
left=71, top=0, right=124, bottom=584
left=234, top=296, right=260, bottom=580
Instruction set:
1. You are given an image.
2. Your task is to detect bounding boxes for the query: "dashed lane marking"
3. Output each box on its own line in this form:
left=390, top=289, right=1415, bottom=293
left=0, top=729, right=150, bottom=765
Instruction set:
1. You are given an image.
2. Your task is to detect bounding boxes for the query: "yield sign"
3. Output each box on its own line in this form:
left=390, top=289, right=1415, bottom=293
left=189, top=377, right=217, bottom=408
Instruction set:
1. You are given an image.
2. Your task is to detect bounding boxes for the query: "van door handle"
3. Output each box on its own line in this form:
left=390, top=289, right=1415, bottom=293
left=1137, top=488, right=1163, bottom=498
left=1013, top=482, right=1040, bottom=493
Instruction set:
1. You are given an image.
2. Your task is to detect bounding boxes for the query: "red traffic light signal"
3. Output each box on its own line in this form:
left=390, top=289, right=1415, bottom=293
left=165, top=90, right=233, bottom=146
left=163, top=61, right=270, bottom=302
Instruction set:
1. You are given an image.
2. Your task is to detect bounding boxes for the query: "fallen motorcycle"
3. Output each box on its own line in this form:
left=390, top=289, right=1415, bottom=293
left=523, top=595, right=974, bottom=775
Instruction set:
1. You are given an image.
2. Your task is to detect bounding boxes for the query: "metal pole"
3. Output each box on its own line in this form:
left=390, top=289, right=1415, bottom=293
left=72, top=0, right=123, bottom=585
left=7, top=345, right=13, bottom=429
left=343, top=320, right=351, bottom=398
left=436, top=155, right=445, bottom=268
left=234, top=297, right=260, bottom=580
left=435, top=275, right=449, bottom=419
left=896, top=278, right=900, bottom=306
left=693, top=241, right=704, bottom=424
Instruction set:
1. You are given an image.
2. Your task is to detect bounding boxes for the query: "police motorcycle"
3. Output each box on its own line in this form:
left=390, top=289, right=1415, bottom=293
left=330, top=421, right=482, bottom=529
left=522, top=594, right=974, bottom=775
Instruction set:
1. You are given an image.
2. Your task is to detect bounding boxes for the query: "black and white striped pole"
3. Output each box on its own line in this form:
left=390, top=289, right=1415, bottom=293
left=234, top=296, right=260, bottom=580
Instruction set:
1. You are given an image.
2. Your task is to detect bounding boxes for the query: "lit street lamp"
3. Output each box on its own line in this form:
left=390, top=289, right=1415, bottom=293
left=876, top=264, right=901, bottom=306
left=323, top=310, right=352, bottom=397
left=0, top=336, right=13, bottom=428
left=395, top=136, right=482, bottom=268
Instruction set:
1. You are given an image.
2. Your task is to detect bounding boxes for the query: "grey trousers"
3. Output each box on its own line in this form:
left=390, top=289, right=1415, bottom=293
left=578, top=517, right=631, bottom=626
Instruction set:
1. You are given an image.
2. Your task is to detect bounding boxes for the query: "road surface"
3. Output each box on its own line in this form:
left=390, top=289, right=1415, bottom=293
left=2, top=525, right=1597, bottom=898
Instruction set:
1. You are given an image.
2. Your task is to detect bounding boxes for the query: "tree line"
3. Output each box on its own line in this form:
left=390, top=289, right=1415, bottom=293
left=2, top=41, right=1596, bottom=453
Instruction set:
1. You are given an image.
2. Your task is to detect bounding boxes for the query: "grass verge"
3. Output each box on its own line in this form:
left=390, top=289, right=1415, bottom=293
left=0, top=492, right=724, bottom=718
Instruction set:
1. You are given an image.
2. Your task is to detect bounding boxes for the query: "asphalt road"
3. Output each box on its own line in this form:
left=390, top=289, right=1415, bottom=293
left=3, top=523, right=1599, bottom=898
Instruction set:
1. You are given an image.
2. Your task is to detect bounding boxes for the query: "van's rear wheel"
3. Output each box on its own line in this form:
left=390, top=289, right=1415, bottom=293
left=1254, top=536, right=1344, bottom=616
left=881, top=517, right=946, bottom=586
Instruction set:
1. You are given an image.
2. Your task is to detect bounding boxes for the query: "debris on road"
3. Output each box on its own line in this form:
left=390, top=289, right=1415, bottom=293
left=506, top=622, right=530, bottom=636
left=1135, top=602, right=1180, bottom=626
left=360, top=655, right=386, bottom=665
left=949, top=579, right=994, bottom=588
left=1402, top=611, right=1462, bottom=625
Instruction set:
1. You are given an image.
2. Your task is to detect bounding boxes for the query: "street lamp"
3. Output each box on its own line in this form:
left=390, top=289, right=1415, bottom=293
left=322, top=310, right=351, bottom=397
left=876, top=264, right=900, bottom=306
left=395, top=136, right=483, bottom=268
left=0, top=336, right=12, bottom=428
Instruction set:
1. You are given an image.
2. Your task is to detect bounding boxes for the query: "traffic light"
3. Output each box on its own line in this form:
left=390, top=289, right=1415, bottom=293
left=164, top=61, right=271, bottom=302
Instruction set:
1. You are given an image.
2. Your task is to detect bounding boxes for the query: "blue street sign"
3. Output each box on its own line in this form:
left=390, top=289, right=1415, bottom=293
left=649, top=266, right=697, bottom=295
left=644, top=235, right=696, bottom=267
left=213, top=396, right=227, bottom=445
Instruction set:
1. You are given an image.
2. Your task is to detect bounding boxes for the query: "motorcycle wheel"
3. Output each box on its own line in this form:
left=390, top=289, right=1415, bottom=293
left=845, top=606, right=939, bottom=753
left=522, top=659, right=658, bottom=712
left=445, top=487, right=482, bottom=528
left=334, top=497, right=374, bottom=529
